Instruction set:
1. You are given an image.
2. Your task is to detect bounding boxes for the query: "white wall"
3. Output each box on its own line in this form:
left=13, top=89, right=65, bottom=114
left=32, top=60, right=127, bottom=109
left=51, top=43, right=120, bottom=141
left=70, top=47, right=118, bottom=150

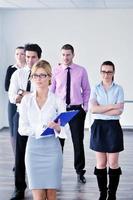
left=0, top=11, right=7, bottom=129
left=0, top=12, right=2, bottom=128
left=1, top=9, right=133, bottom=128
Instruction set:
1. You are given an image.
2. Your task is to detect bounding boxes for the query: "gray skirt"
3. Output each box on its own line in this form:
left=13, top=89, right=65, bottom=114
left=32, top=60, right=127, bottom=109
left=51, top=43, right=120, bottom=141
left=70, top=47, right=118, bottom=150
left=25, top=135, right=63, bottom=189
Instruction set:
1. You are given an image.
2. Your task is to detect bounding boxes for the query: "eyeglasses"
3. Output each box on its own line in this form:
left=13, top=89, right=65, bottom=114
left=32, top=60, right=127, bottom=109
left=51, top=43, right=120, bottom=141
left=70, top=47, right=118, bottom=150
left=101, top=71, right=114, bottom=75
left=32, top=73, right=48, bottom=79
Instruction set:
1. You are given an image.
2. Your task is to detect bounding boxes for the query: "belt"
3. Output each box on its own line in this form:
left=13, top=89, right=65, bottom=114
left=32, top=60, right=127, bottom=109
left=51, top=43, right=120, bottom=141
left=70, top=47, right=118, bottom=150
left=66, top=104, right=82, bottom=109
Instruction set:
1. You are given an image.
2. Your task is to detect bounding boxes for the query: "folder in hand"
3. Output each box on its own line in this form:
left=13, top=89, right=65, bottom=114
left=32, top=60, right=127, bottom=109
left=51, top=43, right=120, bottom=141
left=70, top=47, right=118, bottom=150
left=41, top=110, right=79, bottom=137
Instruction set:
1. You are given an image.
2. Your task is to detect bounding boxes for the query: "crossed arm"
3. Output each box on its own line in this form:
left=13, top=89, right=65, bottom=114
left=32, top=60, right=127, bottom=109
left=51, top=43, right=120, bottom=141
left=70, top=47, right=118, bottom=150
left=90, top=101, right=124, bottom=116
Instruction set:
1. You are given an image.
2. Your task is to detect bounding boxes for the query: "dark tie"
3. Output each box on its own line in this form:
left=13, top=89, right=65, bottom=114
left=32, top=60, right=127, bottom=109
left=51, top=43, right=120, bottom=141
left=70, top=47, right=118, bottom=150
left=66, top=67, right=71, bottom=105
left=26, top=71, right=31, bottom=92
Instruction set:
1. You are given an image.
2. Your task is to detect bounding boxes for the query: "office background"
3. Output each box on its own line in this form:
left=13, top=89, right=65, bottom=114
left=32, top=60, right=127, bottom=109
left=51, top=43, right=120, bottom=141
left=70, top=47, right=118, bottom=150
left=0, top=8, right=133, bottom=129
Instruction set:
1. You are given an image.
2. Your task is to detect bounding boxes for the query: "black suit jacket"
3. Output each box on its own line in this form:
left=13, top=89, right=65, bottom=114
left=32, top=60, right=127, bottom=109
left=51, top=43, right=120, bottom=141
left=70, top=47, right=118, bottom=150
left=4, top=65, right=17, bottom=91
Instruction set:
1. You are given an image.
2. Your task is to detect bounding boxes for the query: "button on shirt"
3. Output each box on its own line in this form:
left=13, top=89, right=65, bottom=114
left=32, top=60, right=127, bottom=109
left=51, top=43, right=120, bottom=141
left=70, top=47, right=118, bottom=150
left=50, top=63, right=91, bottom=111
left=90, top=82, right=124, bottom=120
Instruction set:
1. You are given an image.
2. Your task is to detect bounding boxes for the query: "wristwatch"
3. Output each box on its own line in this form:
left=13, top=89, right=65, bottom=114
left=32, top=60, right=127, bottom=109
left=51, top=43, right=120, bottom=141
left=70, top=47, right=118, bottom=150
left=18, top=89, right=24, bottom=97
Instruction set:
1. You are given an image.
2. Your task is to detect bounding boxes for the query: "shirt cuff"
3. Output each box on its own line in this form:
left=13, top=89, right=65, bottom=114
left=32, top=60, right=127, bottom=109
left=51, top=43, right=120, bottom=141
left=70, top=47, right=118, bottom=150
left=83, top=105, right=88, bottom=112
left=54, top=127, right=67, bottom=139
left=18, top=127, right=34, bottom=136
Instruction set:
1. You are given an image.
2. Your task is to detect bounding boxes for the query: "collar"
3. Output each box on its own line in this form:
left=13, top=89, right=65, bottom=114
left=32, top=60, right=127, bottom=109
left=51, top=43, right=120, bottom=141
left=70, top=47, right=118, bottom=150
left=32, top=89, right=51, bottom=98
left=11, top=64, right=18, bottom=69
left=99, top=81, right=115, bottom=89
left=62, top=63, right=75, bottom=70
left=11, top=64, right=26, bottom=69
left=25, top=65, right=31, bottom=72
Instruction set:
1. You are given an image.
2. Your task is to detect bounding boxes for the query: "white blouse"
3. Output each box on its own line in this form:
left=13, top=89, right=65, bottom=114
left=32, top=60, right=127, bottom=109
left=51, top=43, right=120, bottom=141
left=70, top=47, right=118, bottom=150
left=18, top=91, right=69, bottom=139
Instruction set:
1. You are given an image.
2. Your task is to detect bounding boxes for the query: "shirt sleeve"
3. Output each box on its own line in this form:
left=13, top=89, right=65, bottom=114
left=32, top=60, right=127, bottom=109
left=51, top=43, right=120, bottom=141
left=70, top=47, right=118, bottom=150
left=81, top=68, right=91, bottom=111
left=4, top=65, right=13, bottom=91
left=89, top=86, right=98, bottom=110
left=89, top=86, right=97, bottom=102
left=117, top=86, right=124, bottom=103
left=18, top=95, right=34, bottom=136
left=8, top=70, right=20, bottom=104
left=54, top=96, right=70, bottom=139
left=49, top=68, right=56, bottom=93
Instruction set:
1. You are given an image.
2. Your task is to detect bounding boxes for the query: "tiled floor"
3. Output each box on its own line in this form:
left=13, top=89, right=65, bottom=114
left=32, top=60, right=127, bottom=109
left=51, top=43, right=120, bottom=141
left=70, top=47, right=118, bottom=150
left=0, top=128, right=133, bottom=200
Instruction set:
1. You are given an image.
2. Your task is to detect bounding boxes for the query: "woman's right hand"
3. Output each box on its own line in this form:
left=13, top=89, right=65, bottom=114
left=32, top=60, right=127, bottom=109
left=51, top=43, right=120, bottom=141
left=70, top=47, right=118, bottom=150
left=47, top=120, right=61, bottom=133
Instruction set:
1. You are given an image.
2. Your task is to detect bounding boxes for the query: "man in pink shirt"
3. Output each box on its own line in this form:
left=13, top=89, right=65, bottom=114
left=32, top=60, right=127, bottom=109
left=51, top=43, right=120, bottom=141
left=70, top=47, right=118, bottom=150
left=50, top=44, right=91, bottom=183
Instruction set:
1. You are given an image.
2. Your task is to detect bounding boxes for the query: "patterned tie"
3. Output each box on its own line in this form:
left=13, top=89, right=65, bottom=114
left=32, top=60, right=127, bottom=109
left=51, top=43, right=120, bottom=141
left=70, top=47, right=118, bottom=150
left=26, top=71, right=31, bottom=92
left=66, top=67, right=71, bottom=105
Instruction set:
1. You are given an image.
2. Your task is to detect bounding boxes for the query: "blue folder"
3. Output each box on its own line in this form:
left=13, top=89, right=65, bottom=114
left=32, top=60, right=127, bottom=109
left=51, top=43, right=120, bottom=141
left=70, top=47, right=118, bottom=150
left=41, top=110, right=79, bottom=137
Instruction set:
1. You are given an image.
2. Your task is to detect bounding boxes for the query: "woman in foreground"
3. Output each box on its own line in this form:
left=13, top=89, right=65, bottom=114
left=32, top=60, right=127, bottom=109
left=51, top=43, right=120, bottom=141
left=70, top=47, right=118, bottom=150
left=19, top=59, right=67, bottom=200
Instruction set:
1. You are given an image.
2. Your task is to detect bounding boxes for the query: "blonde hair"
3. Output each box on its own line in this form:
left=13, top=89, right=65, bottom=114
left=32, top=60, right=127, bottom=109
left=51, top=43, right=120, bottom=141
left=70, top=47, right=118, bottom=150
left=31, top=60, right=52, bottom=85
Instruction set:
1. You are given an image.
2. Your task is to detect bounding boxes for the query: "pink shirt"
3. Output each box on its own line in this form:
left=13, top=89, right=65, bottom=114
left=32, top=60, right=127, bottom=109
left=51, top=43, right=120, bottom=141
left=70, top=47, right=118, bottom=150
left=50, top=63, right=91, bottom=111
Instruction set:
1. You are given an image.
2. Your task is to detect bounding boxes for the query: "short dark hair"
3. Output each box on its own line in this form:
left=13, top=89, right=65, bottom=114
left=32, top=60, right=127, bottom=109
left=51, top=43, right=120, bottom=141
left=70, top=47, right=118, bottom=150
left=61, top=44, right=74, bottom=54
left=24, top=43, right=42, bottom=58
left=101, top=61, right=115, bottom=72
left=16, top=46, right=24, bottom=50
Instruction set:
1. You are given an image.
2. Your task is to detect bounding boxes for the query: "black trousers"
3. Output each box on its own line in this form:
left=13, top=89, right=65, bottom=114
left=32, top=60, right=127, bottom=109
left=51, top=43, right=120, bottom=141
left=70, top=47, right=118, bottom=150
left=14, top=112, right=28, bottom=190
left=60, top=106, right=86, bottom=174
left=8, top=101, right=17, bottom=155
